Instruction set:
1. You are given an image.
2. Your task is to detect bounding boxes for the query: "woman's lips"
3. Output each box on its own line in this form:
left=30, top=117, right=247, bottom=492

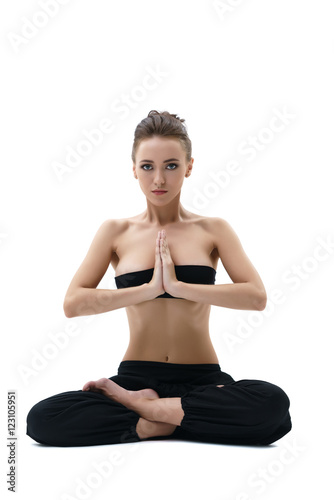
left=152, top=190, right=167, bottom=195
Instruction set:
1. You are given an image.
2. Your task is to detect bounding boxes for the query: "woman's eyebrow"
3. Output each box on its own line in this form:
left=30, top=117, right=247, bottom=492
left=139, top=158, right=180, bottom=163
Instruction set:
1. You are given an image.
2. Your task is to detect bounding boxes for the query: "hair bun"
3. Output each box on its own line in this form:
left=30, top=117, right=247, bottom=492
left=148, top=110, right=185, bottom=124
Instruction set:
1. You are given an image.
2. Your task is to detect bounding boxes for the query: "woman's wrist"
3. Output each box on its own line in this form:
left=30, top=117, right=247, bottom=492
left=143, top=281, right=184, bottom=300
left=143, top=282, right=161, bottom=301
left=164, top=280, right=183, bottom=299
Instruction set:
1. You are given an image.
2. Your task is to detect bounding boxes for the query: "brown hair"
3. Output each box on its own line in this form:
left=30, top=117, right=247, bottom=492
left=131, top=110, right=192, bottom=164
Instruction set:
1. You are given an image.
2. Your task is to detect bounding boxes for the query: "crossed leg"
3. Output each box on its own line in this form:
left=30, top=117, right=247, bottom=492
left=82, top=377, right=224, bottom=439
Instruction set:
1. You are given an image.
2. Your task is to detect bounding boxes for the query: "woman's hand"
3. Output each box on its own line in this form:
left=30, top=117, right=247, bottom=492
left=159, top=230, right=180, bottom=296
left=149, top=230, right=180, bottom=298
left=149, top=231, right=165, bottom=297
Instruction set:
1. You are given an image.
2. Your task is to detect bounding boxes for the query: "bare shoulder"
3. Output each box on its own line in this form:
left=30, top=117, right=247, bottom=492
left=211, top=216, right=232, bottom=233
left=99, top=217, right=129, bottom=247
left=194, top=214, right=229, bottom=234
left=203, top=216, right=244, bottom=248
left=103, top=212, right=161, bottom=239
left=198, top=215, right=245, bottom=256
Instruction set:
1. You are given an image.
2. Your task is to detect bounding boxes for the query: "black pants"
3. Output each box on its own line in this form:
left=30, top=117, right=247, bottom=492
left=26, top=360, right=292, bottom=447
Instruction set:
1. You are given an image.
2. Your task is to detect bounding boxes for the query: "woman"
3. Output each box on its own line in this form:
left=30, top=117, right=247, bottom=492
left=26, top=110, right=292, bottom=447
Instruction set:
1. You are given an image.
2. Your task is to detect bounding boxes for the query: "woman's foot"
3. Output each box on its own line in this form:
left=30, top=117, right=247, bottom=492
left=83, top=377, right=184, bottom=426
left=82, top=378, right=178, bottom=439
left=82, top=377, right=159, bottom=408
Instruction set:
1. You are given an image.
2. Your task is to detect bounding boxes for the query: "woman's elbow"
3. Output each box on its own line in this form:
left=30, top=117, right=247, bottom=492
left=255, top=290, right=267, bottom=311
left=63, top=296, right=75, bottom=318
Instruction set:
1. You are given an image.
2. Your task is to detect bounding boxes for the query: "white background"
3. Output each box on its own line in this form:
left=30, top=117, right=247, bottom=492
left=1, top=0, right=333, bottom=499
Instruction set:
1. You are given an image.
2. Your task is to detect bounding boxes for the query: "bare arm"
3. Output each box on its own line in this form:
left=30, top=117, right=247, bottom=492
left=173, top=281, right=264, bottom=310
left=65, top=283, right=154, bottom=317
left=172, top=218, right=267, bottom=310
left=63, top=220, right=156, bottom=318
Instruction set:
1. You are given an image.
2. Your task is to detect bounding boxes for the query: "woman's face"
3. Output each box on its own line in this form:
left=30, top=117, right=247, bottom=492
left=133, top=136, right=193, bottom=201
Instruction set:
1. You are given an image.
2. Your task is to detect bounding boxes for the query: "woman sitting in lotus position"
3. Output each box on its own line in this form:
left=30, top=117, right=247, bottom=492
left=26, top=110, right=292, bottom=446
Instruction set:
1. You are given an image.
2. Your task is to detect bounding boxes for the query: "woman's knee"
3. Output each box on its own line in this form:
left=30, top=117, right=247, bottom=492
left=256, top=381, right=291, bottom=426
left=266, top=382, right=290, bottom=412
left=244, top=381, right=291, bottom=444
left=26, top=399, right=53, bottom=444
left=234, top=380, right=290, bottom=424
left=26, top=401, right=42, bottom=433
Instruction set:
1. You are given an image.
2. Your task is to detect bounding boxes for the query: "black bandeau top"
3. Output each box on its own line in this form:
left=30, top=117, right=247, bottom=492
left=115, top=265, right=216, bottom=299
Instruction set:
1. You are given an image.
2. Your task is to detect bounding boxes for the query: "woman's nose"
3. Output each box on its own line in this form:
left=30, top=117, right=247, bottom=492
left=154, top=173, right=165, bottom=186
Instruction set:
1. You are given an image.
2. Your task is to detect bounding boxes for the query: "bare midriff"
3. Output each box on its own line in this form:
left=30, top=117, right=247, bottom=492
left=111, top=213, right=221, bottom=365
left=121, top=298, right=219, bottom=364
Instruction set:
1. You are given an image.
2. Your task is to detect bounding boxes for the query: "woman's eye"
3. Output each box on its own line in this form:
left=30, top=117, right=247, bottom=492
left=140, top=163, right=178, bottom=171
